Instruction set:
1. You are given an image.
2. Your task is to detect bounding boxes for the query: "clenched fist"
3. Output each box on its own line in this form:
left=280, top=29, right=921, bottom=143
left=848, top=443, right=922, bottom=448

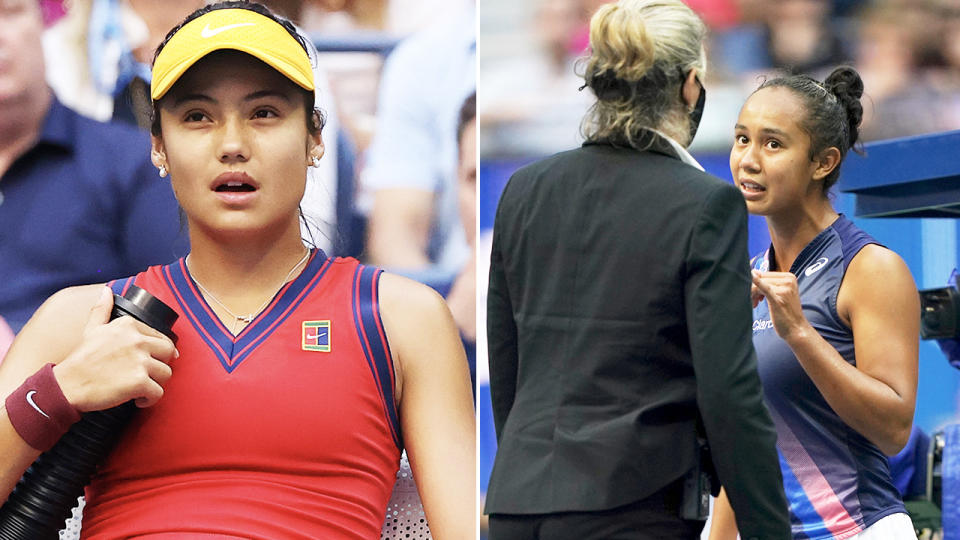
left=751, top=270, right=813, bottom=343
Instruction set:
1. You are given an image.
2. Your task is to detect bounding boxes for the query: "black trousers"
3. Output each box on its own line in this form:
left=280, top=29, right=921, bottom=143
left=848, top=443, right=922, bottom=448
left=487, top=479, right=705, bottom=540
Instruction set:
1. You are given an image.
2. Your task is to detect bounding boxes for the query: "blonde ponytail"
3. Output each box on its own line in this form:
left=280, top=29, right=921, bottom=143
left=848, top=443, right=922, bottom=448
left=580, top=0, right=707, bottom=148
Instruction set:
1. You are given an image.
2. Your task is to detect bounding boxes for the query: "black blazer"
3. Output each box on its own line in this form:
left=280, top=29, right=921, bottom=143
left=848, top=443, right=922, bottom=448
left=485, top=135, right=790, bottom=540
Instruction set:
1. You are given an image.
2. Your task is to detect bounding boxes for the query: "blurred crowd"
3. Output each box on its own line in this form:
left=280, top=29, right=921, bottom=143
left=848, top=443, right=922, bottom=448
left=479, top=0, right=960, bottom=158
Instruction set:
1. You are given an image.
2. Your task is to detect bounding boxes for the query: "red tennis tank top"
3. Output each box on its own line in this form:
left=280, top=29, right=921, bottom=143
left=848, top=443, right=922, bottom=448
left=82, top=252, right=402, bottom=539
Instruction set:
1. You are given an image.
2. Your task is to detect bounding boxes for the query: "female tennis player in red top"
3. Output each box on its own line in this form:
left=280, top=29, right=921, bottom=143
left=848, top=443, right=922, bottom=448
left=0, top=3, right=475, bottom=538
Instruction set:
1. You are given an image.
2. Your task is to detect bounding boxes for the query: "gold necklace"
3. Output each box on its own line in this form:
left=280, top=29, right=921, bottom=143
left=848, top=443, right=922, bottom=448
left=189, top=249, right=310, bottom=331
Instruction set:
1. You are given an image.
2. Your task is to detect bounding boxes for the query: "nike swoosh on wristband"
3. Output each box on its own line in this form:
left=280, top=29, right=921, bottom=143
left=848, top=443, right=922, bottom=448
left=25, top=390, right=50, bottom=419
left=200, top=22, right=256, bottom=38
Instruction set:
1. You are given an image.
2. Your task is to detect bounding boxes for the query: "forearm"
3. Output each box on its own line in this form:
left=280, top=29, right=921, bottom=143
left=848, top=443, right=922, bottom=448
left=407, top=353, right=475, bottom=539
left=785, top=326, right=913, bottom=454
left=699, top=373, right=788, bottom=538
left=445, top=259, right=476, bottom=341
left=402, top=382, right=476, bottom=540
left=410, top=430, right=475, bottom=540
left=708, top=488, right=739, bottom=540
left=367, top=189, right=433, bottom=269
left=381, top=273, right=476, bottom=539
left=367, top=229, right=430, bottom=268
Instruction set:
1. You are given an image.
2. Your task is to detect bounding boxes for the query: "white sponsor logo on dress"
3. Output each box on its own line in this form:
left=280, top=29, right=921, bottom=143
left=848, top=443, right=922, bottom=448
left=804, top=257, right=829, bottom=277
left=753, top=319, right=774, bottom=332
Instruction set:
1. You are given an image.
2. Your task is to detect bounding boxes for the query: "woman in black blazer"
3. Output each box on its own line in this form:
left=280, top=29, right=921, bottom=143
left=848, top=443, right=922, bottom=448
left=485, top=1, right=791, bottom=539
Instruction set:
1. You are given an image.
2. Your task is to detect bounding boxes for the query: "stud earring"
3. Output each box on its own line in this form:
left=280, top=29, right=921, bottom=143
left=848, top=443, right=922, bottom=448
left=158, top=165, right=167, bottom=178
left=311, top=156, right=320, bottom=167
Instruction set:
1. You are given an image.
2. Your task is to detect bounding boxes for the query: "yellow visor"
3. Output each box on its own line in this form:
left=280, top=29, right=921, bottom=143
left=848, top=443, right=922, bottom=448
left=151, top=8, right=314, bottom=101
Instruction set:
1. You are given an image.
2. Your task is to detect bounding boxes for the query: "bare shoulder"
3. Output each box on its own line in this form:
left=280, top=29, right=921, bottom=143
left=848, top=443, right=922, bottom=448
left=380, top=272, right=452, bottom=337
left=839, top=244, right=918, bottom=323
left=377, top=272, right=452, bottom=320
left=0, top=285, right=106, bottom=393
left=844, top=244, right=916, bottom=294
left=848, top=244, right=912, bottom=278
left=377, top=272, right=465, bottom=392
left=30, top=285, right=106, bottom=331
left=377, top=272, right=459, bottom=353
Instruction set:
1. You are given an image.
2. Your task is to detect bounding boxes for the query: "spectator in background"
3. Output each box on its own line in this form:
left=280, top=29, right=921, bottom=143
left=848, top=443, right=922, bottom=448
left=447, top=92, right=477, bottom=384
left=42, top=0, right=205, bottom=128
left=295, top=0, right=389, bottom=34
left=39, top=0, right=64, bottom=24
left=762, top=0, right=848, bottom=75
left=568, top=0, right=612, bottom=56
left=704, top=0, right=849, bottom=84
left=360, top=0, right=474, bottom=286
left=855, top=3, right=945, bottom=141
left=292, top=0, right=454, bottom=36
left=296, top=0, right=459, bottom=160
left=935, top=2, right=960, bottom=130
left=0, top=0, right=181, bottom=333
left=479, top=0, right=593, bottom=157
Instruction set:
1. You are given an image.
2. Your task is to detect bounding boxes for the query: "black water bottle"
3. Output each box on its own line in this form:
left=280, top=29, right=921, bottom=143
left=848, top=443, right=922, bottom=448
left=0, top=285, right=177, bottom=539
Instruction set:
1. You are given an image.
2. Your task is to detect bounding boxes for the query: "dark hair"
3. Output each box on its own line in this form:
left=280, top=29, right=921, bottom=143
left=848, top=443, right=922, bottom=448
left=756, top=66, right=864, bottom=192
left=456, top=92, right=476, bottom=149
left=149, top=1, right=324, bottom=137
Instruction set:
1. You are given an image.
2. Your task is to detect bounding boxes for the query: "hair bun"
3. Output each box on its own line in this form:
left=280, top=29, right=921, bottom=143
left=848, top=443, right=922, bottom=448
left=825, top=66, right=863, bottom=100
left=824, top=66, right=863, bottom=149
